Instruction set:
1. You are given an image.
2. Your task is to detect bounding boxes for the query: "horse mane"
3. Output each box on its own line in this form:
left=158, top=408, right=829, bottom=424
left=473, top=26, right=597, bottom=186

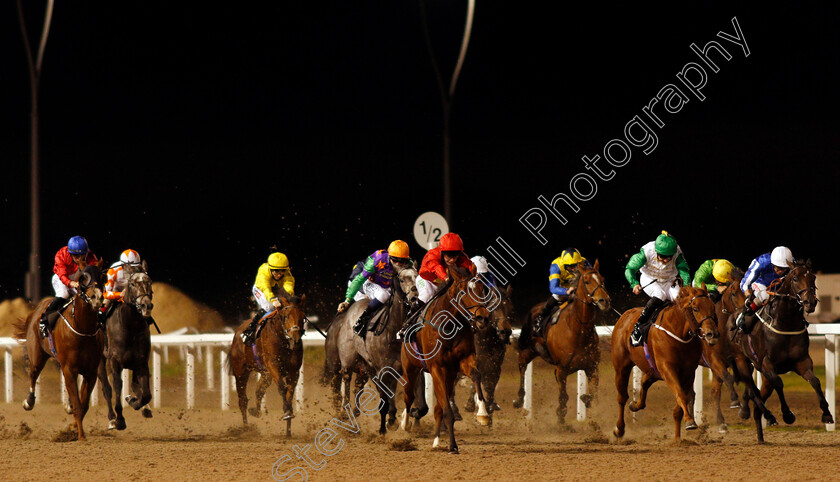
left=12, top=316, right=29, bottom=342
left=730, top=266, right=745, bottom=282
left=450, top=265, right=471, bottom=279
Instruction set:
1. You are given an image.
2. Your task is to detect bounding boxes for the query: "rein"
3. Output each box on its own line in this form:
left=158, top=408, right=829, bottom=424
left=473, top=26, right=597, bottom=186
left=59, top=296, right=101, bottom=337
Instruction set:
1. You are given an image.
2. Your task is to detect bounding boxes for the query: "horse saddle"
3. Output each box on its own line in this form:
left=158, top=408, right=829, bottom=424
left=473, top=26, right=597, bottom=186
left=363, top=301, right=391, bottom=337
left=638, top=301, right=672, bottom=346
left=536, top=301, right=569, bottom=339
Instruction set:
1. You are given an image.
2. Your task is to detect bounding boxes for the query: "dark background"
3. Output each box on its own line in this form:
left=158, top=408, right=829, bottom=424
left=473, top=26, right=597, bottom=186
left=2, top=2, right=838, bottom=323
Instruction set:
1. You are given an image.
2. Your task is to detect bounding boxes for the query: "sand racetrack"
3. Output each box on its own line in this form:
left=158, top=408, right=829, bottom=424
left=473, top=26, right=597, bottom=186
left=0, top=344, right=838, bottom=481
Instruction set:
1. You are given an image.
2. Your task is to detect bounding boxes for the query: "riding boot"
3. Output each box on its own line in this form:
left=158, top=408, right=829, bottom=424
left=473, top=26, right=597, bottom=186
left=533, top=295, right=562, bottom=336
left=630, top=297, right=665, bottom=347
left=240, top=309, right=265, bottom=344
left=398, top=299, right=426, bottom=340
left=353, top=299, right=383, bottom=338
left=736, top=299, right=759, bottom=335
left=39, top=297, right=67, bottom=338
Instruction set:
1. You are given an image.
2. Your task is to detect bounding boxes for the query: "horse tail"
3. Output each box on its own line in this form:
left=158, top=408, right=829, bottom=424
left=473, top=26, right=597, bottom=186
left=12, top=316, right=31, bottom=343
left=517, top=313, right=533, bottom=351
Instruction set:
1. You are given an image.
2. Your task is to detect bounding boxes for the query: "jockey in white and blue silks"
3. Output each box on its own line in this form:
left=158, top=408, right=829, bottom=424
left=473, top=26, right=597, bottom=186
left=471, top=256, right=499, bottom=289
left=736, top=246, right=794, bottom=334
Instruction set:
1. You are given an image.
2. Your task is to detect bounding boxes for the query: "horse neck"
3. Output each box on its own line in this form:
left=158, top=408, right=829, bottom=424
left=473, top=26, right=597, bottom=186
left=769, top=297, right=803, bottom=328
left=68, top=295, right=98, bottom=330
left=660, top=303, right=694, bottom=340
left=563, top=297, right=596, bottom=331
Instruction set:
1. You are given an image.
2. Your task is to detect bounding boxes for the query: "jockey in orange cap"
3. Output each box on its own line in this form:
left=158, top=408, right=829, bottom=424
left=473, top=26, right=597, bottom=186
left=337, top=240, right=413, bottom=338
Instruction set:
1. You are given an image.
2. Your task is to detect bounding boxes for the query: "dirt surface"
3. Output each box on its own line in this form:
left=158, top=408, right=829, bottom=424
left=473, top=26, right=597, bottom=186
left=0, top=344, right=837, bottom=481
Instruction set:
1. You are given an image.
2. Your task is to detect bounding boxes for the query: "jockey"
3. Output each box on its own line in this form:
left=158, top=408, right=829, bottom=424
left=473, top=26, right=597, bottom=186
left=692, top=259, right=735, bottom=302
left=624, top=231, right=690, bottom=347
left=39, top=236, right=101, bottom=338
left=398, top=232, right=476, bottom=339
left=337, top=240, right=412, bottom=337
left=101, top=249, right=154, bottom=325
left=735, top=246, right=794, bottom=334
left=240, top=252, right=295, bottom=344
left=533, top=247, right=588, bottom=335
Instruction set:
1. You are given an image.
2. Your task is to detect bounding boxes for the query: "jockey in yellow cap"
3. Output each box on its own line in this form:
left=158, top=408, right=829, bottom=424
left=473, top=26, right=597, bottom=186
left=240, top=252, right=295, bottom=344
left=533, top=247, right=588, bottom=335
left=692, top=259, right=736, bottom=302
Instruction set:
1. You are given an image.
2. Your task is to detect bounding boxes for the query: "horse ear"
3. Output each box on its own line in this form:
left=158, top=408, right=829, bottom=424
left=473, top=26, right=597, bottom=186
left=593, top=259, right=600, bottom=271
left=141, top=260, right=149, bottom=273
left=806, top=258, right=812, bottom=270
left=299, top=294, right=306, bottom=307
left=505, top=284, right=513, bottom=297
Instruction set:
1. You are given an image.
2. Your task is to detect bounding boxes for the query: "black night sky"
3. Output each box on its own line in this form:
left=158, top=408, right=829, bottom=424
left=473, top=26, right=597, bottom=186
left=2, top=2, right=838, bottom=322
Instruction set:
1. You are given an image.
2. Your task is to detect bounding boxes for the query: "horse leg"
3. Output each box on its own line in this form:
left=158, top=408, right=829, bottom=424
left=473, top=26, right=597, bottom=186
left=128, top=365, right=152, bottom=411
left=233, top=365, right=250, bottom=426
left=659, top=364, right=695, bottom=438
left=612, top=361, right=633, bottom=438
left=672, top=404, right=685, bottom=442
left=400, top=363, right=420, bottom=431
left=710, top=374, right=726, bottom=432
left=629, top=372, right=656, bottom=412
left=97, top=358, right=117, bottom=427
left=554, top=367, right=570, bottom=426
left=23, top=346, right=48, bottom=411
left=581, top=364, right=600, bottom=410
left=109, top=359, right=127, bottom=430
left=79, top=371, right=96, bottom=418
left=794, top=357, right=834, bottom=424
left=63, top=366, right=86, bottom=441
left=429, top=365, right=454, bottom=452
left=377, top=380, right=394, bottom=435
left=461, top=356, right=490, bottom=426
left=512, top=348, right=537, bottom=409
left=248, top=373, right=270, bottom=418
left=762, top=364, right=795, bottom=424
left=340, top=368, right=353, bottom=417
left=412, top=371, right=429, bottom=422
left=464, top=377, right=476, bottom=412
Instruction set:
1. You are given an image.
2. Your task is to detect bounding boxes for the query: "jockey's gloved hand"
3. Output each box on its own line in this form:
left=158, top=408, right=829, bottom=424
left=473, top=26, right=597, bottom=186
left=337, top=301, right=350, bottom=313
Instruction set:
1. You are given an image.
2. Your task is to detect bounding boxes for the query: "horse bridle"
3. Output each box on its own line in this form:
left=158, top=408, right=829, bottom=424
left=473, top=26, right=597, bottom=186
left=452, top=277, right=489, bottom=331
left=769, top=269, right=817, bottom=309
left=269, top=304, right=303, bottom=341
left=126, top=271, right=153, bottom=312
left=578, top=271, right=607, bottom=306
left=686, top=293, right=715, bottom=339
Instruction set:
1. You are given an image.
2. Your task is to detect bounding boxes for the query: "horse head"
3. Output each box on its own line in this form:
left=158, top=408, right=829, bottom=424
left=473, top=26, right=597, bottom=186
left=489, top=284, right=513, bottom=343
left=785, top=260, right=818, bottom=314
left=678, top=286, right=718, bottom=346
left=721, top=267, right=746, bottom=315
left=79, top=266, right=104, bottom=312
left=394, top=265, right=419, bottom=306
left=575, top=260, right=611, bottom=312
left=275, top=295, right=307, bottom=349
left=447, top=266, right=491, bottom=331
left=124, top=267, right=155, bottom=319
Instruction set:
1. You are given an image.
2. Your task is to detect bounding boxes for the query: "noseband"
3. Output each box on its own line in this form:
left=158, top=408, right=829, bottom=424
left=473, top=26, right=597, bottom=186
left=578, top=272, right=607, bottom=305
left=686, top=293, right=715, bottom=339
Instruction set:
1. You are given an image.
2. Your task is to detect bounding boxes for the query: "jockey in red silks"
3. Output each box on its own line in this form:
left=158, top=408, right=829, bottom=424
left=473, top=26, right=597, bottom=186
left=39, top=236, right=100, bottom=338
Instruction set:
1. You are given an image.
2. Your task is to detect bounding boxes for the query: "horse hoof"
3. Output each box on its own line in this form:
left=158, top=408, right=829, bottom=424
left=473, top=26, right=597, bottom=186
left=765, top=414, right=778, bottom=426
left=738, top=407, right=751, bottom=420
left=579, top=394, right=593, bottom=408
left=613, top=427, right=624, bottom=438
left=448, top=447, right=459, bottom=455
left=64, top=403, right=73, bottom=415
left=729, top=401, right=741, bottom=409
left=432, top=436, right=440, bottom=448
left=141, top=408, right=153, bottom=418
left=108, top=420, right=117, bottom=430
left=492, top=402, right=501, bottom=411
left=248, top=407, right=261, bottom=418
left=281, top=411, right=294, bottom=421
left=822, top=414, right=835, bottom=424
left=116, top=418, right=127, bottom=431
left=629, top=402, right=641, bottom=413
left=782, top=411, right=796, bottom=425
left=475, top=414, right=491, bottom=426
left=453, top=411, right=463, bottom=422
left=718, top=424, right=728, bottom=434
left=22, top=393, right=35, bottom=411
left=464, top=400, right=476, bottom=413
left=400, top=409, right=412, bottom=431
left=512, top=398, right=523, bottom=409
left=685, top=421, right=698, bottom=430
left=353, top=408, right=361, bottom=418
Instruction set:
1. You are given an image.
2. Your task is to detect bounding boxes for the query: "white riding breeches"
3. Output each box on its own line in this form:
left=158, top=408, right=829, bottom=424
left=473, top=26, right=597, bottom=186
left=52, top=272, right=81, bottom=298
left=353, top=280, right=391, bottom=304
left=416, top=277, right=440, bottom=304
left=252, top=284, right=275, bottom=313
left=640, top=273, right=680, bottom=302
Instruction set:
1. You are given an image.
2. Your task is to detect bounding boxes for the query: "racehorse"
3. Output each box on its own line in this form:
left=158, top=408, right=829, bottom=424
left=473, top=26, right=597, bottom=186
left=322, top=311, right=369, bottom=417
left=229, top=295, right=307, bottom=436
left=456, top=283, right=513, bottom=425
left=513, top=261, right=611, bottom=425
left=730, top=259, right=833, bottom=443
left=400, top=267, right=491, bottom=454
left=97, top=264, right=155, bottom=430
left=334, top=265, right=419, bottom=434
left=612, top=286, right=719, bottom=441
left=14, top=266, right=105, bottom=441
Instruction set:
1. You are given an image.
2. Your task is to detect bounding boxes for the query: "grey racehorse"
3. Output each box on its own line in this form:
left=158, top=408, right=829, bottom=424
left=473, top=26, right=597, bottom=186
left=97, top=263, right=155, bottom=430
left=335, top=266, right=418, bottom=434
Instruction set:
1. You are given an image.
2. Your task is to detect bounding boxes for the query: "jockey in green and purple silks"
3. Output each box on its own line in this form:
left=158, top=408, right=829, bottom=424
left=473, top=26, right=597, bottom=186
left=337, top=240, right=412, bottom=338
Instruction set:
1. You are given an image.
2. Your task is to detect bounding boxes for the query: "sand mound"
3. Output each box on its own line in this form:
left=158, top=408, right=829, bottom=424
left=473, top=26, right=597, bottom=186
left=0, top=283, right=225, bottom=335
left=151, top=282, right=225, bottom=332
left=0, top=298, right=35, bottom=336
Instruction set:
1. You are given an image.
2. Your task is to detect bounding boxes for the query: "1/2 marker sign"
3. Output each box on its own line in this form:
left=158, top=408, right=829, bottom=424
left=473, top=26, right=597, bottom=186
left=413, top=212, right=449, bottom=250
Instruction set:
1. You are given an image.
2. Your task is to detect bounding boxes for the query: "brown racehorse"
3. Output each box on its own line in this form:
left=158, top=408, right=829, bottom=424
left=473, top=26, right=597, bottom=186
left=229, top=295, right=306, bottom=436
left=400, top=267, right=491, bottom=454
left=513, top=261, right=611, bottom=425
left=612, top=286, right=719, bottom=441
left=730, top=260, right=833, bottom=443
left=14, top=267, right=105, bottom=441
left=699, top=270, right=776, bottom=434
